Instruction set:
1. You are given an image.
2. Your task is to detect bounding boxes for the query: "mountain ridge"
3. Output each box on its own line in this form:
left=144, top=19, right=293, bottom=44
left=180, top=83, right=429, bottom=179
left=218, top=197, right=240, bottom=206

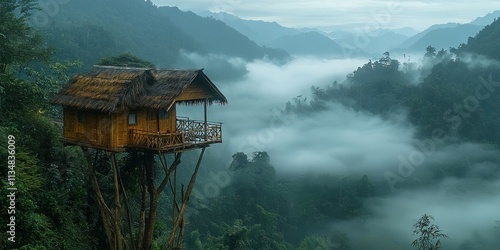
left=41, top=0, right=289, bottom=69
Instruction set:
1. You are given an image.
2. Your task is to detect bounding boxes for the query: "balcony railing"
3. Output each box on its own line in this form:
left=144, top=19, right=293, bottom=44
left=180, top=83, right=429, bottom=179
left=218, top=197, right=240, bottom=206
left=176, top=117, right=222, bottom=144
left=128, top=130, right=184, bottom=149
left=128, top=117, right=222, bottom=150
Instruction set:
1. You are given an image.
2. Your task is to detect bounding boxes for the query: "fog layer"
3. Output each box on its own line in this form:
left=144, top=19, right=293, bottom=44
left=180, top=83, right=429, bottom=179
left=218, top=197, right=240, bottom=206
left=178, top=55, right=500, bottom=249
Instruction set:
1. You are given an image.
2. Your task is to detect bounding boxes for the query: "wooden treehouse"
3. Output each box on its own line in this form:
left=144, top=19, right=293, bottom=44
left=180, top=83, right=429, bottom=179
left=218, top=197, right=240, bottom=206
left=51, top=65, right=227, bottom=250
left=52, top=65, right=227, bottom=152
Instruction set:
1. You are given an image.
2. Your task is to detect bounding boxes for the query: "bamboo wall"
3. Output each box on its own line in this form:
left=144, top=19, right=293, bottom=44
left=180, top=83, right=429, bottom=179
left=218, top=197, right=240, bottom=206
left=112, top=112, right=127, bottom=148
left=64, top=105, right=177, bottom=149
left=111, top=106, right=177, bottom=148
left=63, top=108, right=112, bottom=147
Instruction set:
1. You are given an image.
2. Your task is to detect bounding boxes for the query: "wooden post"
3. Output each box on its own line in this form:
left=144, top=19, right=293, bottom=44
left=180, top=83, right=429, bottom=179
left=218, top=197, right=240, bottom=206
left=142, top=152, right=182, bottom=250
left=204, top=99, right=208, bottom=141
left=110, top=153, right=123, bottom=250
left=157, top=109, right=161, bottom=133
left=81, top=147, right=123, bottom=250
left=142, top=152, right=157, bottom=250
left=168, top=147, right=206, bottom=249
left=114, top=153, right=135, bottom=250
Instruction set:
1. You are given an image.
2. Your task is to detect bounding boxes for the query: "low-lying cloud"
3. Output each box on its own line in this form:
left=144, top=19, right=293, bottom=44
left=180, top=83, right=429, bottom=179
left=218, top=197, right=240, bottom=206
left=336, top=178, right=500, bottom=249
left=178, top=54, right=500, bottom=248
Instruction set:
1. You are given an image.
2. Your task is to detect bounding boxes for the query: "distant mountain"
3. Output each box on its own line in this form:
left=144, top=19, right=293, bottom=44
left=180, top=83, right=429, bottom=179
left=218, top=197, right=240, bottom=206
left=470, top=10, right=500, bottom=26
left=327, top=30, right=354, bottom=39
left=395, top=23, right=461, bottom=50
left=158, top=7, right=289, bottom=60
left=44, top=0, right=197, bottom=67
left=196, top=12, right=349, bottom=57
left=198, top=11, right=300, bottom=45
left=392, top=27, right=420, bottom=37
left=40, top=0, right=289, bottom=74
left=365, top=31, right=409, bottom=53
left=196, top=11, right=425, bottom=56
left=406, top=24, right=483, bottom=52
left=393, top=11, right=500, bottom=53
left=461, top=18, right=500, bottom=60
left=297, top=27, right=329, bottom=35
left=268, top=31, right=344, bottom=56
left=195, top=9, right=500, bottom=58
left=333, top=29, right=409, bottom=54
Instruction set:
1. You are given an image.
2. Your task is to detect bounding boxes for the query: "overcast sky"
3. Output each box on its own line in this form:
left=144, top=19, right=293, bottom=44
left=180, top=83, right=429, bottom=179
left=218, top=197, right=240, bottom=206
left=150, top=0, right=499, bottom=31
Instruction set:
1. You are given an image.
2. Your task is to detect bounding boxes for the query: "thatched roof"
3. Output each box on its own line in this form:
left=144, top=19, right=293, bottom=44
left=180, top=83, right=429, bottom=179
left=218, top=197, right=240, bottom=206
left=51, top=65, right=227, bottom=112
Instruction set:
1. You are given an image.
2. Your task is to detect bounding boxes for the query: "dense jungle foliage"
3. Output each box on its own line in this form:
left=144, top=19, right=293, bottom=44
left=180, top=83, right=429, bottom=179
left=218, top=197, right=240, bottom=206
left=1, top=0, right=500, bottom=249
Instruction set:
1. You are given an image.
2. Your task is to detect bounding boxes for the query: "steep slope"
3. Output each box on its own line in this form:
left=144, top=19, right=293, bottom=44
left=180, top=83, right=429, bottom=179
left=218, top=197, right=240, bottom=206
left=40, top=0, right=288, bottom=68
left=44, top=0, right=198, bottom=66
left=158, top=7, right=288, bottom=60
left=395, top=11, right=500, bottom=52
left=406, top=24, right=483, bottom=52
left=392, top=27, right=420, bottom=37
left=395, top=23, right=461, bottom=49
left=461, top=18, right=500, bottom=60
left=198, top=11, right=301, bottom=45
left=470, top=10, right=500, bottom=26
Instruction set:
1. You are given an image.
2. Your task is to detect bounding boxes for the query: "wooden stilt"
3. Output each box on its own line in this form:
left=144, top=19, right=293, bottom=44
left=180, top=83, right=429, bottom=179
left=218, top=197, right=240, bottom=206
left=113, top=153, right=135, bottom=250
left=204, top=99, right=208, bottom=141
left=167, top=147, right=206, bottom=249
left=81, top=145, right=207, bottom=250
left=110, top=153, right=123, bottom=250
left=81, top=147, right=123, bottom=250
left=136, top=155, right=147, bottom=250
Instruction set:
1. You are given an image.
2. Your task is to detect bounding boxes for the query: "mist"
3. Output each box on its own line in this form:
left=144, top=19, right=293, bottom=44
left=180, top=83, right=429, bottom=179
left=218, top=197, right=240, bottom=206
left=7, top=0, right=500, bottom=249
left=337, top=178, right=500, bottom=249
left=177, top=53, right=500, bottom=248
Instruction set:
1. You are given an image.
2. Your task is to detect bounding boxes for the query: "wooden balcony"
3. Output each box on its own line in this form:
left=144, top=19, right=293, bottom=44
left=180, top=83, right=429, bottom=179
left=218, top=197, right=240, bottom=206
left=128, top=117, right=222, bottom=152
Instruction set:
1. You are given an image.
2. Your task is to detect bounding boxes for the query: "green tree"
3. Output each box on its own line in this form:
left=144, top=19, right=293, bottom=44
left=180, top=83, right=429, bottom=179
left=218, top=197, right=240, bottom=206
left=0, top=0, right=52, bottom=73
left=298, top=231, right=350, bottom=250
left=24, top=61, right=81, bottom=119
left=424, top=45, right=437, bottom=58
left=229, top=152, right=249, bottom=171
left=0, top=2, right=96, bottom=248
left=411, top=214, right=449, bottom=250
left=97, top=52, right=155, bottom=68
left=299, top=235, right=330, bottom=250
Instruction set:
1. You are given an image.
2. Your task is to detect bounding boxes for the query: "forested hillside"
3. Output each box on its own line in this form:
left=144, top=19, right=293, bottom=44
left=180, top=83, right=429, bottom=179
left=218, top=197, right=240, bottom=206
left=1, top=1, right=95, bottom=248
left=2, top=0, right=500, bottom=249
left=183, top=18, right=500, bottom=249
left=157, top=7, right=288, bottom=60
left=292, top=48, right=500, bottom=144
left=405, top=24, right=483, bottom=52
left=460, top=18, right=500, bottom=59
left=41, top=0, right=289, bottom=73
left=198, top=11, right=301, bottom=45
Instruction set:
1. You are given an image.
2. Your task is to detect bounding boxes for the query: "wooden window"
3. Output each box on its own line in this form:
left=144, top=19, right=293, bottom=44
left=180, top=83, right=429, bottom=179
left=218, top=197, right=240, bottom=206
left=77, top=111, right=85, bottom=123
left=128, top=113, right=137, bottom=125
left=159, top=109, right=168, bottom=119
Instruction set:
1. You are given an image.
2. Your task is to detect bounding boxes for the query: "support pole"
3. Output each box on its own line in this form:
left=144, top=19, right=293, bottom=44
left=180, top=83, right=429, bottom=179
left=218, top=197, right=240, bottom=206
left=168, top=147, right=206, bottom=249
left=204, top=99, right=208, bottom=141
left=110, top=153, right=123, bottom=250
left=114, top=153, right=135, bottom=250
left=142, top=153, right=157, bottom=250
left=136, top=155, right=147, bottom=250
left=81, top=147, right=122, bottom=250
left=142, top=152, right=182, bottom=250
